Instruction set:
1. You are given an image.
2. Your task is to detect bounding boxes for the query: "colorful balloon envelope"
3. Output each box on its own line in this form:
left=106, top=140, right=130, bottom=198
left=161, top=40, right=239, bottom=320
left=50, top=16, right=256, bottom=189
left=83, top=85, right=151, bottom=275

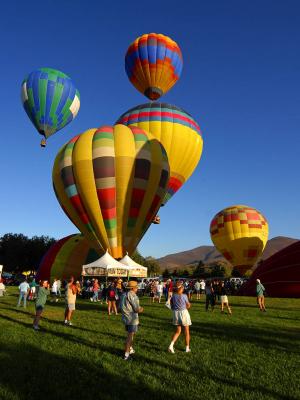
left=36, top=234, right=100, bottom=282
left=117, top=102, right=203, bottom=204
left=210, top=205, right=269, bottom=275
left=53, top=125, right=170, bottom=259
left=21, top=67, right=80, bottom=147
left=125, top=33, right=183, bottom=100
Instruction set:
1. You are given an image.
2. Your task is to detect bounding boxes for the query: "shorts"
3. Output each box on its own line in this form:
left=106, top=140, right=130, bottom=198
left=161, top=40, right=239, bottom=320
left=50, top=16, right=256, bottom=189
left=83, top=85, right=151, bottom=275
left=195, top=289, right=200, bottom=294
left=108, top=297, right=116, bottom=302
left=67, top=303, right=76, bottom=311
left=150, top=292, right=154, bottom=297
left=125, top=325, right=139, bottom=333
left=221, top=295, right=228, bottom=303
left=172, top=309, right=192, bottom=326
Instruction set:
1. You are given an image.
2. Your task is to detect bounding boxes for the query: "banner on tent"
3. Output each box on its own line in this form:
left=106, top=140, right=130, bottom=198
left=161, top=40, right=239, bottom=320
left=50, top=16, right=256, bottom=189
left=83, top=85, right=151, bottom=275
left=82, top=266, right=128, bottom=277
left=128, top=268, right=147, bottom=278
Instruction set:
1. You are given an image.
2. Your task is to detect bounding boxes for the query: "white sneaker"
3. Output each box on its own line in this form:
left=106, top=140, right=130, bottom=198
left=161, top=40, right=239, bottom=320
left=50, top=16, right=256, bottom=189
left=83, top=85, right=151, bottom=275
left=186, top=348, right=191, bottom=353
left=168, top=346, right=175, bottom=354
left=33, top=325, right=40, bottom=331
left=68, top=321, right=73, bottom=326
left=64, top=320, right=68, bottom=325
left=129, top=347, right=135, bottom=355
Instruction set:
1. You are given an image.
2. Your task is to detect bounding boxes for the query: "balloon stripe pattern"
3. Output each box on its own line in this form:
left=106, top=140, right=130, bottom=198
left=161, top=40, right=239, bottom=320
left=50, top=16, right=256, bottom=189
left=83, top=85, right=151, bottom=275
left=21, top=67, right=80, bottom=140
left=36, top=234, right=100, bottom=282
left=117, top=102, right=203, bottom=204
left=125, top=33, right=183, bottom=100
left=53, top=125, right=170, bottom=259
left=210, top=205, right=269, bottom=274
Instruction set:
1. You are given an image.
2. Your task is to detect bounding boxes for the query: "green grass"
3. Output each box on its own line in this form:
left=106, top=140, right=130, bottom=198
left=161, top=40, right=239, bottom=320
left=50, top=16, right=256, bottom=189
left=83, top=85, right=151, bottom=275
left=0, top=289, right=299, bottom=400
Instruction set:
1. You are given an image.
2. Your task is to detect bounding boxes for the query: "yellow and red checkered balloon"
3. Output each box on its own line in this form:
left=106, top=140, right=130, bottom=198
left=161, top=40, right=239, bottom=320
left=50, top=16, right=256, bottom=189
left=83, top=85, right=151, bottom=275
left=210, top=205, right=269, bottom=274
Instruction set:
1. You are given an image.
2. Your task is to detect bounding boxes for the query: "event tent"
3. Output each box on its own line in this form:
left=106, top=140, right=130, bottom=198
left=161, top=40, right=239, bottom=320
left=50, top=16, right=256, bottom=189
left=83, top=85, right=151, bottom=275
left=82, top=251, right=129, bottom=277
left=119, top=254, right=148, bottom=278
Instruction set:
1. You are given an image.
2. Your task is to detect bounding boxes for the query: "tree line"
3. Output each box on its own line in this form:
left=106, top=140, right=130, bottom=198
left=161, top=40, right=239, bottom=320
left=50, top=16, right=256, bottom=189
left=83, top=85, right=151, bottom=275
left=0, top=233, right=162, bottom=276
left=0, top=233, right=56, bottom=273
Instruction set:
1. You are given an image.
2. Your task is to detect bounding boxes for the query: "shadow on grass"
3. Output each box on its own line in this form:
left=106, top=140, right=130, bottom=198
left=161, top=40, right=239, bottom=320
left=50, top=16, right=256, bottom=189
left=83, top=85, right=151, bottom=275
left=192, top=321, right=300, bottom=353
left=0, top=341, right=184, bottom=400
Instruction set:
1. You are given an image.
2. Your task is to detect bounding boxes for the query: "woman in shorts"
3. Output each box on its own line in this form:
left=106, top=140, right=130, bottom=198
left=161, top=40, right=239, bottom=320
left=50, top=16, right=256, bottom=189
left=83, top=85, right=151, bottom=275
left=168, top=284, right=191, bottom=353
left=64, top=276, right=78, bottom=326
left=220, top=281, right=232, bottom=315
left=33, top=280, right=50, bottom=330
left=107, top=281, right=118, bottom=315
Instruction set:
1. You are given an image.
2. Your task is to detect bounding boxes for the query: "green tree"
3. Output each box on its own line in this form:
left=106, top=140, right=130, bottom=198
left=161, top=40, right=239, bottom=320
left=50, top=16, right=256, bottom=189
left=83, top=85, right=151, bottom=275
left=210, top=263, right=225, bottom=278
left=162, top=268, right=170, bottom=278
left=0, top=233, right=56, bottom=273
left=231, top=268, right=242, bottom=277
left=193, top=260, right=206, bottom=278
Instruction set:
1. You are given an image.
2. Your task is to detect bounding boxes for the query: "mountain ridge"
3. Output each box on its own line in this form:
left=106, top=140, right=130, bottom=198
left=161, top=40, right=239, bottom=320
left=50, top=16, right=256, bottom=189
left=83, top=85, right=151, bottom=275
left=157, top=236, right=299, bottom=269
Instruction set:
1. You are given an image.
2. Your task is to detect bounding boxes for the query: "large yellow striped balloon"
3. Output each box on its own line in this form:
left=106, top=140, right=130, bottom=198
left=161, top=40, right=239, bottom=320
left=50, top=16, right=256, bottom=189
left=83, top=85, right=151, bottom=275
left=210, top=205, right=269, bottom=274
left=53, top=124, right=170, bottom=259
left=117, top=103, right=203, bottom=204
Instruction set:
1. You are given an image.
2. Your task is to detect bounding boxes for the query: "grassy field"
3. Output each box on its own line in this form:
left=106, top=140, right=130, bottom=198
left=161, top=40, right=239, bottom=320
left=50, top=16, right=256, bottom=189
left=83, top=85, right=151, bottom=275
left=0, top=288, right=299, bottom=400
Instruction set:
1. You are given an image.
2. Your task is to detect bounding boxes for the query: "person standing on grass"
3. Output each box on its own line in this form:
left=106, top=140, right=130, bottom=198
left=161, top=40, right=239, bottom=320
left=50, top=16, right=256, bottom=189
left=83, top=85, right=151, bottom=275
left=51, top=278, right=58, bottom=302
left=205, top=281, right=215, bottom=311
left=121, top=280, right=144, bottom=361
left=156, top=281, right=163, bottom=303
left=33, top=280, right=50, bottom=330
left=220, top=281, right=232, bottom=315
left=194, top=280, right=201, bottom=300
left=17, top=278, right=30, bottom=308
left=168, top=284, right=191, bottom=354
left=91, top=279, right=100, bottom=302
left=64, top=276, right=78, bottom=326
left=256, top=279, right=267, bottom=312
left=107, top=281, right=118, bottom=315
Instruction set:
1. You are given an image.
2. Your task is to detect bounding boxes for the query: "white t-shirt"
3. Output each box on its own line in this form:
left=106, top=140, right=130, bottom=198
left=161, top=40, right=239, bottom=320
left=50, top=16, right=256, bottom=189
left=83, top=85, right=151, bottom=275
left=157, top=284, right=163, bottom=293
left=194, top=282, right=201, bottom=290
left=19, top=282, right=30, bottom=293
left=52, top=281, right=58, bottom=293
left=200, top=281, right=205, bottom=290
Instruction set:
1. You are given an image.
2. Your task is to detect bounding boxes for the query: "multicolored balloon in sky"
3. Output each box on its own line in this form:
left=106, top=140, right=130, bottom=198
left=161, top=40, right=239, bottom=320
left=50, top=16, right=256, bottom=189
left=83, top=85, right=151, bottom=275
left=125, top=33, right=183, bottom=100
left=53, top=124, right=170, bottom=259
left=210, top=205, right=269, bottom=275
left=21, top=67, right=80, bottom=147
left=117, top=102, right=203, bottom=204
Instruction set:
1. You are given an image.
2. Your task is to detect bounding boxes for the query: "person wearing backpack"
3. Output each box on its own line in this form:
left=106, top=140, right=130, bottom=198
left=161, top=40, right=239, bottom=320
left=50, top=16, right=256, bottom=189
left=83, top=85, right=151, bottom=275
left=107, top=281, right=118, bottom=315
left=121, top=280, right=144, bottom=361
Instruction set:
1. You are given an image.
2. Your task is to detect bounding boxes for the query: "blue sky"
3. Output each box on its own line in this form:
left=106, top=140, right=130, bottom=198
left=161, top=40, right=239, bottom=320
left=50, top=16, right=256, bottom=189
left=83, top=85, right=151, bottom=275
left=0, top=0, right=299, bottom=258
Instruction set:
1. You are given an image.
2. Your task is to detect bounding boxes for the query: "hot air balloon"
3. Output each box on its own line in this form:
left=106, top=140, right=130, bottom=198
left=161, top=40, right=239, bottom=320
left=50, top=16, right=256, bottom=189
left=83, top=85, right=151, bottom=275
left=125, top=33, right=183, bottom=100
left=53, top=124, right=170, bottom=259
left=117, top=102, right=203, bottom=204
left=21, top=67, right=80, bottom=147
left=210, top=205, right=269, bottom=275
left=36, top=234, right=100, bottom=282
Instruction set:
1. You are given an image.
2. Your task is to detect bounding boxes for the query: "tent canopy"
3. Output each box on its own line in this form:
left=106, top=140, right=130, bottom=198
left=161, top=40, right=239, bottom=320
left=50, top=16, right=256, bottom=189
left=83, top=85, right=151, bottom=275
left=119, top=254, right=148, bottom=278
left=82, top=251, right=129, bottom=277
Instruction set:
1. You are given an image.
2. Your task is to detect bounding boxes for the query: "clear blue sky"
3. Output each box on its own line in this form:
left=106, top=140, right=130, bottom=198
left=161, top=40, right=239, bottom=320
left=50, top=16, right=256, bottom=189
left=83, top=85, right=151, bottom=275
left=1, top=0, right=299, bottom=258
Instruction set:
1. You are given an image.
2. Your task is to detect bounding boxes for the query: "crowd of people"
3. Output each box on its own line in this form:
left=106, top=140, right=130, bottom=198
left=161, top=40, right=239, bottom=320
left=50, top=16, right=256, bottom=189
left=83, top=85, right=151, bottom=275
left=0, top=274, right=267, bottom=360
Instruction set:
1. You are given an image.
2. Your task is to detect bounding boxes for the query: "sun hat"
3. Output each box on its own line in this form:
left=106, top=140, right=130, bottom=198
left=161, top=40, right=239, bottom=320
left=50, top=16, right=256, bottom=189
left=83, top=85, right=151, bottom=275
left=127, top=281, right=138, bottom=289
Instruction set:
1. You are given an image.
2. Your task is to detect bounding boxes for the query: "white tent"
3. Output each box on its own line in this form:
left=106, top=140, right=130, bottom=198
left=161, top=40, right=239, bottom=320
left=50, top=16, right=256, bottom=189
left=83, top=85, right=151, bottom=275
left=82, top=250, right=129, bottom=277
left=119, top=254, right=148, bottom=278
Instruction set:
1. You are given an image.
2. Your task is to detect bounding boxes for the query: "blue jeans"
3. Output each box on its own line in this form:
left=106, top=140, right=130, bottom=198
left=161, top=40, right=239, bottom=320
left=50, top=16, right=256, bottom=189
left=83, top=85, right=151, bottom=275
left=17, top=292, right=27, bottom=307
left=92, top=291, right=99, bottom=301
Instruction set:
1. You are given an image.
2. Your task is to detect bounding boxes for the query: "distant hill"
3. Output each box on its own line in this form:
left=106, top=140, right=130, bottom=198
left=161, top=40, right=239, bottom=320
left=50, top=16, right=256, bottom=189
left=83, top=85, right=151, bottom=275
left=157, top=236, right=299, bottom=270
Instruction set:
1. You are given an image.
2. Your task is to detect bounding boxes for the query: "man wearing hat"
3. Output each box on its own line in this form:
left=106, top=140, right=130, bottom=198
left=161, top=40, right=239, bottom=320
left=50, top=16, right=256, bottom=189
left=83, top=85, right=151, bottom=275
left=120, top=280, right=144, bottom=361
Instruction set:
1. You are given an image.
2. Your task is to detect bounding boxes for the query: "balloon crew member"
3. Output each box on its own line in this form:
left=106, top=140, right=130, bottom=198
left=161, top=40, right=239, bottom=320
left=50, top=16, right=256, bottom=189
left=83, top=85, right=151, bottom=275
left=120, top=281, right=143, bottom=361
left=33, top=280, right=50, bottom=330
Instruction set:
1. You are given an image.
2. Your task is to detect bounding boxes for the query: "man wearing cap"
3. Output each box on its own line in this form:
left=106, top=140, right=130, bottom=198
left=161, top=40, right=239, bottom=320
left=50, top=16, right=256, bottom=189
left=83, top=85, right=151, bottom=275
left=120, top=280, right=143, bottom=361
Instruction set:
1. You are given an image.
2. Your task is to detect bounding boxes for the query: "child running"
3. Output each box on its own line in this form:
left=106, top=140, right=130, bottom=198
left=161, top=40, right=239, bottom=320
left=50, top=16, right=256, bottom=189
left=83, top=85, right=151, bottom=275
left=168, top=284, right=192, bottom=354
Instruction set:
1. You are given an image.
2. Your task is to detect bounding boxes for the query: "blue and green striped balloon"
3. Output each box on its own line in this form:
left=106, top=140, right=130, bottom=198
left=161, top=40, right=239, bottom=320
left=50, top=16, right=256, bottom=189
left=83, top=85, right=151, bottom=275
left=21, top=67, right=80, bottom=146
